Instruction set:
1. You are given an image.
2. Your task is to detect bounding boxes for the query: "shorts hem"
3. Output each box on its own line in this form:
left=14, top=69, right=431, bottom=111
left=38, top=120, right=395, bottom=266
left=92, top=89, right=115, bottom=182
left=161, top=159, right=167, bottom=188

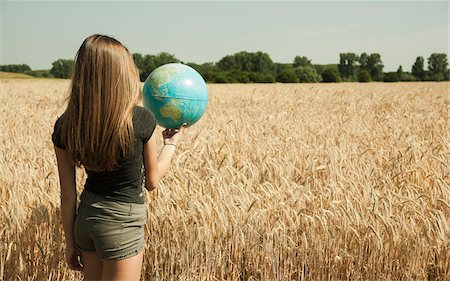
left=76, top=244, right=96, bottom=252
left=102, top=245, right=145, bottom=261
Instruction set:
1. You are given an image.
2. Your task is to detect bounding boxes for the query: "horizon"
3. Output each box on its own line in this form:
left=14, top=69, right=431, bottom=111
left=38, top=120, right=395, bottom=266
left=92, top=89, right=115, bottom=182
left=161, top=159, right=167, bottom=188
left=0, top=0, right=448, bottom=72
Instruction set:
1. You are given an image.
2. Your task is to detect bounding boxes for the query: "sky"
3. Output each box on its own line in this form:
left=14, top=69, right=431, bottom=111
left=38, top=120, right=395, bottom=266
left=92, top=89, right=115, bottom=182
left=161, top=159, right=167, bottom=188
left=0, top=0, right=448, bottom=71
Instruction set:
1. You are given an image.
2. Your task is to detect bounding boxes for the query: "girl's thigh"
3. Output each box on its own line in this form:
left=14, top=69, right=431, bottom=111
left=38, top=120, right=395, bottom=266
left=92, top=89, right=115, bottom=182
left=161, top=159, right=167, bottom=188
left=81, top=250, right=103, bottom=281
left=101, top=250, right=144, bottom=281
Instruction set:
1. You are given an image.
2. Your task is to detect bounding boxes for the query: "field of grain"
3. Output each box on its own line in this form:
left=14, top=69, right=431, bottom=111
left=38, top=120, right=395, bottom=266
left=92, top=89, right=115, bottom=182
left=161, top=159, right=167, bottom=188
left=0, top=79, right=448, bottom=280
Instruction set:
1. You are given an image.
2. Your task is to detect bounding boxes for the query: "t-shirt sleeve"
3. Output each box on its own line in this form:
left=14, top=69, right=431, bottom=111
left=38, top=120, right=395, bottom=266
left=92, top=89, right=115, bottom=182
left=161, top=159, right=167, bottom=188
left=140, top=107, right=157, bottom=143
left=52, top=115, right=66, bottom=149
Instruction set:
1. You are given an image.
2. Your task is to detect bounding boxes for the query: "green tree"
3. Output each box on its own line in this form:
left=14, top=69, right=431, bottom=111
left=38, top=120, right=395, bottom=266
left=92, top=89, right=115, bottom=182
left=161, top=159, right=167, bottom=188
left=321, top=68, right=341, bottom=83
left=218, top=51, right=274, bottom=73
left=133, top=52, right=179, bottom=81
left=428, top=53, right=448, bottom=81
left=396, top=65, right=403, bottom=80
left=132, top=53, right=145, bottom=79
left=216, top=51, right=275, bottom=82
left=153, top=52, right=179, bottom=68
left=0, top=64, right=31, bottom=73
left=50, top=59, right=74, bottom=78
left=357, top=69, right=371, bottom=82
left=338, top=53, right=358, bottom=80
left=411, top=56, right=425, bottom=80
left=248, top=72, right=275, bottom=83
left=358, top=53, right=369, bottom=69
left=313, top=64, right=338, bottom=76
left=399, top=73, right=418, bottom=82
left=367, top=53, right=384, bottom=81
left=277, top=68, right=299, bottom=83
left=25, top=69, right=53, bottom=78
left=293, top=56, right=312, bottom=68
left=210, top=72, right=231, bottom=83
left=383, top=72, right=399, bottom=82
left=140, top=54, right=157, bottom=81
left=228, top=71, right=250, bottom=83
left=295, top=66, right=321, bottom=83
left=250, top=52, right=274, bottom=73
left=132, top=53, right=144, bottom=67
left=187, top=62, right=218, bottom=83
left=358, top=53, right=383, bottom=81
left=273, top=63, right=291, bottom=79
left=217, top=55, right=237, bottom=71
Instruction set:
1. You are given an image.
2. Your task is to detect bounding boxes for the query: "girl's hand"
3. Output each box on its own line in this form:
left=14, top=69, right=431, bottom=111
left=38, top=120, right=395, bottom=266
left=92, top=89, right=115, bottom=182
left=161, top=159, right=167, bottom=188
left=65, top=244, right=83, bottom=271
left=162, top=123, right=187, bottom=146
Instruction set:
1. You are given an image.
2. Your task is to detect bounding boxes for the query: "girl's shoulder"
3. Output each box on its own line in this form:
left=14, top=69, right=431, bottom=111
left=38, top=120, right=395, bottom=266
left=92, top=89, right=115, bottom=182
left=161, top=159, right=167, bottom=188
left=54, top=112, right=66, bottom=124
left=134, top=105, right=153, bottom=116
left=133, top=106, right=156, bottom=142
left=52, top=113, right=67, bottom=149
left=133, top=106, right=155, bottom=123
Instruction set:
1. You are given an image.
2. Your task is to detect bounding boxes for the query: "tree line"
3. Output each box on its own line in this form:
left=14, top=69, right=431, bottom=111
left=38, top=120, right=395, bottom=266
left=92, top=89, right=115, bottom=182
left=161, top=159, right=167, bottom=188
left=1, top=52, right=448, bottom=83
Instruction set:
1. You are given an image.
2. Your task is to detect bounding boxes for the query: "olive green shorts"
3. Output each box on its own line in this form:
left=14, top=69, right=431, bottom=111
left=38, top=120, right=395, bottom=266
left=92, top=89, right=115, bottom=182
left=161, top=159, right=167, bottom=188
left=74, top=189, right=147, bottom=260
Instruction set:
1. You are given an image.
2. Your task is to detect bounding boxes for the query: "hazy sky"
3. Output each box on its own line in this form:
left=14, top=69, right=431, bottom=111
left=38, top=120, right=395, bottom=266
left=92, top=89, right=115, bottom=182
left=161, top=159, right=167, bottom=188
left=0, top=0, right=448, bottom=71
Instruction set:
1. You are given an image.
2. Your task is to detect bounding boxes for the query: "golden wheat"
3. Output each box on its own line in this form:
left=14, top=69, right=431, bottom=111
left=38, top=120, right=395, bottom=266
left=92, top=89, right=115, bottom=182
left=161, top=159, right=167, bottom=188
left=0, top=79, right=449, bottom=280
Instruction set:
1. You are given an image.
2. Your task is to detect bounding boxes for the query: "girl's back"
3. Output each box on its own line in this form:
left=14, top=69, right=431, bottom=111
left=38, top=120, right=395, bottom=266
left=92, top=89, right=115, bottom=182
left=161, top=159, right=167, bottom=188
left=53, top=34, right=186, bottom=281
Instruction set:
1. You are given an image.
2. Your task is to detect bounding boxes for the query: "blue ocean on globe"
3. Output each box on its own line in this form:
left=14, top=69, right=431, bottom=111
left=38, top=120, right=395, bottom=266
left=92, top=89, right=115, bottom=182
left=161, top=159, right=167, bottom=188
left=142, top=63, right=208, bottom=129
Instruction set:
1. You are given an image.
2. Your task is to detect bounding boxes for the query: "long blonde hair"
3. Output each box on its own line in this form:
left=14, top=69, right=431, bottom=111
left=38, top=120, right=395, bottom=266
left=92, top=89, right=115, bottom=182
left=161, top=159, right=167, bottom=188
left=62, top=34, right=141, bottom=172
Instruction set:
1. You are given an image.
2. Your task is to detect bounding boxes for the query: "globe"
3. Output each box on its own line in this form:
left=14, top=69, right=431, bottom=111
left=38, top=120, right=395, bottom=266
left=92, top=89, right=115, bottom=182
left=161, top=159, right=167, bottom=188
left=142, top=63, right=208, bottom=129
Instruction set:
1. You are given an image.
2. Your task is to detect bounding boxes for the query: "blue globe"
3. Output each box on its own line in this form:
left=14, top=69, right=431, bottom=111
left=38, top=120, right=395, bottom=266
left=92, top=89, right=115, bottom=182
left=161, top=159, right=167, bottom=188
left=142, top=63, right=208, bottom=129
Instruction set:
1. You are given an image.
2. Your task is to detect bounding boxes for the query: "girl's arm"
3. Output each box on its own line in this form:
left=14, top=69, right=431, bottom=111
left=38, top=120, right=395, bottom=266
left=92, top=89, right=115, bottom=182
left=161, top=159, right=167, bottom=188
left=143, top=126, right=185, bottom=191
left=54, top=147, right=82, bottom=271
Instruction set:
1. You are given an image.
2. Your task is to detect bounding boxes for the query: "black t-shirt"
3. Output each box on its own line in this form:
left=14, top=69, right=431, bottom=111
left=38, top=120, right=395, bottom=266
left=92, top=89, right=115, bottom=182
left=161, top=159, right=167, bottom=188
left=52, top=106, right=156, bottom=204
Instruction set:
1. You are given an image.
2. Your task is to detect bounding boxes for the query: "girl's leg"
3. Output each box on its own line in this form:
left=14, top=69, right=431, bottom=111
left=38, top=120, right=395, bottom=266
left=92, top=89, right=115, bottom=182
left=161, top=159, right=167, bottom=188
left=80, top=250, right=103, bottom=280
left=101, top=251, right=144, bottom=281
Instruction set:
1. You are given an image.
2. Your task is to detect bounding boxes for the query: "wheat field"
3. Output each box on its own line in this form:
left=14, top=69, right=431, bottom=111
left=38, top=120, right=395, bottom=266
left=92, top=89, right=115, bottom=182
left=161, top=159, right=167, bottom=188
left=0, top=79, right=449, bottom=280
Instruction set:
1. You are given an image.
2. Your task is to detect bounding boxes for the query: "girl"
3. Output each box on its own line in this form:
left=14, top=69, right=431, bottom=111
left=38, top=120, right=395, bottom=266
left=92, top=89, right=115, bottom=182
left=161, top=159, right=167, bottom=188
left=52, top=34, right=185, bottom=280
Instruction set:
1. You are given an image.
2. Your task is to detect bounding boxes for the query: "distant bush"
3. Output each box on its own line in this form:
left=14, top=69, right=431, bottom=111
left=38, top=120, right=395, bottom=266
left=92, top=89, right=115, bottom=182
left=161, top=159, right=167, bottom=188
left=293, top=56, right=312, bottom=68
left=0, top=64, right=31, bottom=73
left=321, top=68, right=341, bottom=83
left=398, top=73, right=418, bottom=82
left=229, top=71, right=251, bottom=83
left=313, top=64, right=339, bottom=76
left=187, top=62, right=218, bottom=82
left=249, top=72, right=276, bottom=83
left=383, top=72, right=399, bottom=82
left=50, top=59, right=74, bottom=79
left=428, top=53, right=448, bottom=81
left=209, top=72, right=231, bottom=83
left=357, top=69, right=372, bottom=82
left=134, top=52, right=180, bottom=81
left=277, top=68, right=299, bottom=83
left=295, top=66, right=321, bottom=83
left=217, top=51, right=274, bottom=73
left=25, top=70, right=53, bottom=78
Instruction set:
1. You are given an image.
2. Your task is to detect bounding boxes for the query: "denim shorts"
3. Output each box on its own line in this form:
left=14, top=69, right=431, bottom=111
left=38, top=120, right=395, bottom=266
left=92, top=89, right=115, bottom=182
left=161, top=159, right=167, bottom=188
left=74, top=189, right=147, bottom=260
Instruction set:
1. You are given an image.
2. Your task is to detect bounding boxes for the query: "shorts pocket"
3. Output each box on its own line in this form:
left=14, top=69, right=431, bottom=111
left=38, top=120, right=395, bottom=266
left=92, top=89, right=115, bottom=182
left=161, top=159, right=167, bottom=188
left=74, top=204, right=96, bottom=251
